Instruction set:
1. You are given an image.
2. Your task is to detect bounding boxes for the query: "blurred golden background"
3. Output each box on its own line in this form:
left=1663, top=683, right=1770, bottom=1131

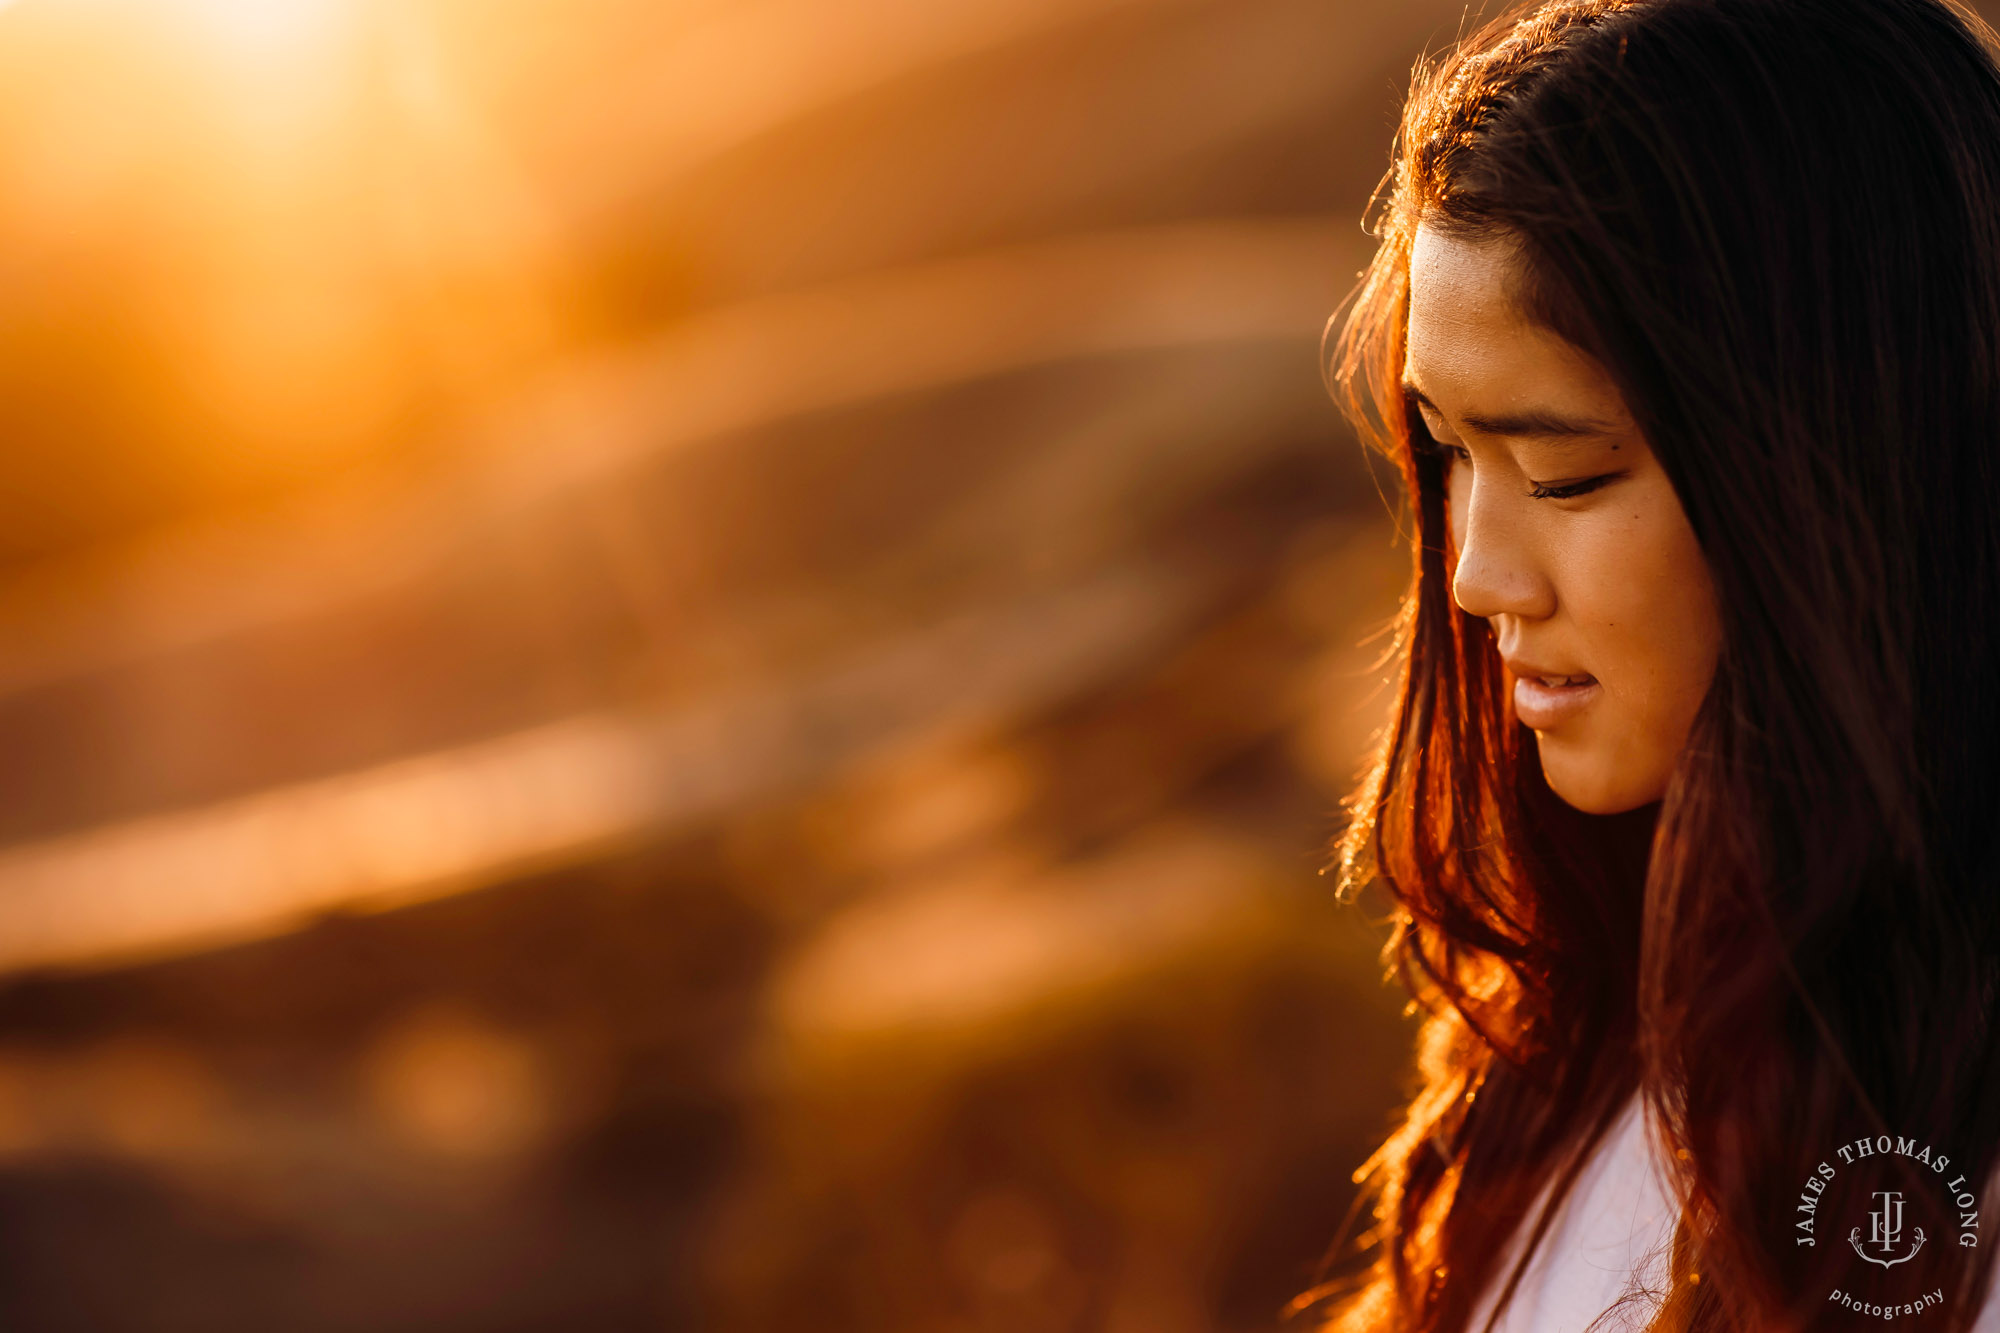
left=0, top=0, right=1579, bottom=1328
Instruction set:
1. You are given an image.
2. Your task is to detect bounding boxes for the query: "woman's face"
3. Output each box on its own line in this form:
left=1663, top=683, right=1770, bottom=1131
left=1402, top=223, right=1723, bottom=814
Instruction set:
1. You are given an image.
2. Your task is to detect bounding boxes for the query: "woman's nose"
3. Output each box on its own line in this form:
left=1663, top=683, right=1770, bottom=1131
left=1448, top=488, right=1556, bottom=623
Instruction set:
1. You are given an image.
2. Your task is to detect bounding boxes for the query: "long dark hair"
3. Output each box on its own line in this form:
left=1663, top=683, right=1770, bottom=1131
left=1292, top=2, right=2000, bottom=1330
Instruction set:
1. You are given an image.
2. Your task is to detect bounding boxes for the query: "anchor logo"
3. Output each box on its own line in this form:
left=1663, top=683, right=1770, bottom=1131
left=1850, top=1190, right=1927, bottom=1269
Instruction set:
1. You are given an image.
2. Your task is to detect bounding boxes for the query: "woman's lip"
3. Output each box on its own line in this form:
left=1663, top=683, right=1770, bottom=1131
left=1513, top=674, right=1600, bottom=730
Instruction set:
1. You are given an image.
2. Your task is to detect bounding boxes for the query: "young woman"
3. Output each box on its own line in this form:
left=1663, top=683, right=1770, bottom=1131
left=1292, top=1, right=2000, bottom=1330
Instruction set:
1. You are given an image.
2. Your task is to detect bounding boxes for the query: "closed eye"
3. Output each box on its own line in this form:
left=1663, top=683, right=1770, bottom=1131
left=1526, top=475, right=1619, bottom=500
left=1419, top=437, right=1623, bottom=502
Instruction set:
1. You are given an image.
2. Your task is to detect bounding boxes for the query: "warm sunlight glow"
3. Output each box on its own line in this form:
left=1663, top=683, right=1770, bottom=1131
left=156, top=0, right=345, bottom=61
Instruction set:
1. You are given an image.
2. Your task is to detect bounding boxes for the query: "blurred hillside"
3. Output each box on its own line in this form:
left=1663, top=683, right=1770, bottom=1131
left=0, top=0, right=1582, bottom=1329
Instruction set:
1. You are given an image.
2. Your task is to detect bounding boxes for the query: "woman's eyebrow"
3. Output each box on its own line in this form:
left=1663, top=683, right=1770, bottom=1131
left=1400, top=381, right=1621, bottom=442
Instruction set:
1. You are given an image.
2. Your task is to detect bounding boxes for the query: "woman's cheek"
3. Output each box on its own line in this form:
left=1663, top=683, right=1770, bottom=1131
left=1590, top=507, right=1713, bottom=738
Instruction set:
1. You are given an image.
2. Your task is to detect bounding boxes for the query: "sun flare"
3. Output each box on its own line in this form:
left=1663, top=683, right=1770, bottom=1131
left=152, top=0, right=346, bottom=61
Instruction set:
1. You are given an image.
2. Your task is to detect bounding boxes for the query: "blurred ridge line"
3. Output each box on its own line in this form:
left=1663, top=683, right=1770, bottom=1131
left=0, top=215, right=1358, bottom=700
left=0, top=551, right=1233, bottom=979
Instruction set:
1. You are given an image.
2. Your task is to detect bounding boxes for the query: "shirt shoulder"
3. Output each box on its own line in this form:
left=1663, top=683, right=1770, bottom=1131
left=1466, top=1090, right=1675, bottom=1333
left=1470, top=1098, right=2000, bottom=1333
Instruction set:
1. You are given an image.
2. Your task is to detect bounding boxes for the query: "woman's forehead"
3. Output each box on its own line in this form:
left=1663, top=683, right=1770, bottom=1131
left=1405, top=223, right=1629, bottom=431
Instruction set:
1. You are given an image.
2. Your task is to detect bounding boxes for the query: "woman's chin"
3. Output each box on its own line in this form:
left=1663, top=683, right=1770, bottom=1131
left=1538, top=745, right=1666, bottom=816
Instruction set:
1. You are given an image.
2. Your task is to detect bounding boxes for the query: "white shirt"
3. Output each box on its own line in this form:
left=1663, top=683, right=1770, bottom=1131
left=1464, top=1090, right=1677, bottom=1333
left=1464, top=1090, right=2000, bottom=1333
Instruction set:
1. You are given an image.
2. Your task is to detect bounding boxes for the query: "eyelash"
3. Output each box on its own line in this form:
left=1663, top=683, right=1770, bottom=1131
left=1421, top=440, right=1614, bottom=501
